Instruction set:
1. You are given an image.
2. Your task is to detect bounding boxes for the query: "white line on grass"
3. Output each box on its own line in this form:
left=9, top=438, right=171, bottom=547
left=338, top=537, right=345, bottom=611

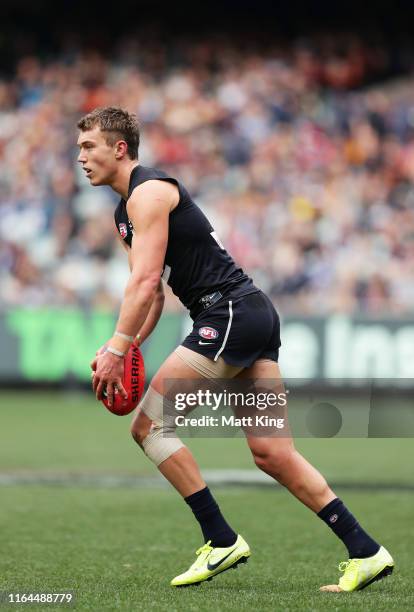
left=0, top=470, right=412, bottom=490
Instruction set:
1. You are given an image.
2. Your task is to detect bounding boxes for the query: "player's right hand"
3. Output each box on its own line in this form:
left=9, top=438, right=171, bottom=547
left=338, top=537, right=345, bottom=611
left=91, top=343, right=109, bottom=371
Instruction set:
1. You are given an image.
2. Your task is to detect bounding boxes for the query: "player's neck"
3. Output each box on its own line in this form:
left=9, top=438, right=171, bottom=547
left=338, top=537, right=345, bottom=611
left=110, top=160, right=139, bottom=199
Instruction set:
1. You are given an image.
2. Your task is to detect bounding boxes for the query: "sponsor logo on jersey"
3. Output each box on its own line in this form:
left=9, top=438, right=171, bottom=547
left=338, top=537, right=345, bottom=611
left=199, top=326, right=219, bottom=340
left=119, top=223, right=128, bottom=238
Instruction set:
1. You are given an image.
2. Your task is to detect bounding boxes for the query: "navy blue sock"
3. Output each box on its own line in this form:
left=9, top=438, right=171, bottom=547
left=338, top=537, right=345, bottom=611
left=185, top=487, right=237, bottom=548
left=318, top=498, right=380, bottom=559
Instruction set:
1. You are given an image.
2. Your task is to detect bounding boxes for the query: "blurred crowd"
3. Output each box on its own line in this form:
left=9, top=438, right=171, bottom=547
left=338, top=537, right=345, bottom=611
left=1, top=33, right=414, bottom=316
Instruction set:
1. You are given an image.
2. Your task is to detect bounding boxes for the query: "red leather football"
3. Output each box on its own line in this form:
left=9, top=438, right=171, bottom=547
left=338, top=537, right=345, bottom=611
left=100, top=341, right=145, bottom=416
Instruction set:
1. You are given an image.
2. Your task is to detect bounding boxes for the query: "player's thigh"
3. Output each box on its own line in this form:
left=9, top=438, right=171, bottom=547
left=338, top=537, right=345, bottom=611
left=132, top=346, right=242, bottom=436
left=236, top=358, right=294, bottom=457
left=151, top=349, right=204, bottom=391
left=151, top=346, right=242, bottom=394
left=236, top=357, right=283, bottom=382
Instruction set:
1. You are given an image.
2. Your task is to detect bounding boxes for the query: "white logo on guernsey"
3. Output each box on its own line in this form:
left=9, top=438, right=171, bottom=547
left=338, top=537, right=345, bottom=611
left=119, top=223, right=128, bottom=238
left=199, top=327, right=219, bottom=340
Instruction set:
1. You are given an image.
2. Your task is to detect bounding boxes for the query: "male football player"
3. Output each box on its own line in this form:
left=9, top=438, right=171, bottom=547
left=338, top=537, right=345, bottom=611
left=79, top=107, right=394, bottom=591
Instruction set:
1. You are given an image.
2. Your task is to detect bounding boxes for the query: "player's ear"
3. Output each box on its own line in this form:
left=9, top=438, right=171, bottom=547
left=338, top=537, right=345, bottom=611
left=115, top=140, right=128, bottom=159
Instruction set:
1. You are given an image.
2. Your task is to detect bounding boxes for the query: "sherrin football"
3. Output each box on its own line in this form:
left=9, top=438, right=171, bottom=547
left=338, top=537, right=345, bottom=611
left=100, top=341, right=145, bottom=416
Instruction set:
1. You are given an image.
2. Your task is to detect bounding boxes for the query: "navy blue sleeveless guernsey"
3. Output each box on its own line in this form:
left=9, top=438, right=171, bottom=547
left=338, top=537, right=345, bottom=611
left=114, top=165, right=257, bottom=317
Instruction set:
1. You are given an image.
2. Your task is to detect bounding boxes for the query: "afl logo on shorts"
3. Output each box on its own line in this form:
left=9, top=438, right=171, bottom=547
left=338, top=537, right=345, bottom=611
left=199, top=326, right=219, bottom=340
left=119, top=223, right=128, bottom=238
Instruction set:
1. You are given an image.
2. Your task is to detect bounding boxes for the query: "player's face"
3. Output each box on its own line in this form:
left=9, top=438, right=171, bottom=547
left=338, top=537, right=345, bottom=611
left=77, top=127, right=117, bottom=186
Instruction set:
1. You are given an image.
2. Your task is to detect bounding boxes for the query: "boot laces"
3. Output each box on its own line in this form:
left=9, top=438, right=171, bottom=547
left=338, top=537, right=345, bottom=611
left=188, top=541, right=213, bottom=571
left=196, top=541, right=213, bottom=557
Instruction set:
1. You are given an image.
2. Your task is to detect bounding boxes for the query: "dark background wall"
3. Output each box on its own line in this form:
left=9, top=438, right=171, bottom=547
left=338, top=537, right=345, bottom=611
left=0, top=0, right=413, bottom=76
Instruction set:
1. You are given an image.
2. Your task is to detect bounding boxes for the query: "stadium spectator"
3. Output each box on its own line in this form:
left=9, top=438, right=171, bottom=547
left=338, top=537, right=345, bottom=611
left=1, top=33, right=414, bottom=315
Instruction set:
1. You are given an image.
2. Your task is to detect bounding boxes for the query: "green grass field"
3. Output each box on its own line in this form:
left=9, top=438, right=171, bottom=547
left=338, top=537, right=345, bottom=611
left=1, top=391, right=413, bottom=611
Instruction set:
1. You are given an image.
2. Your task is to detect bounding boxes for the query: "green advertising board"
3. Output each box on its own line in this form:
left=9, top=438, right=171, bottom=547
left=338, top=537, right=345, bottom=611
left=1, top=309, right=414, bottom=384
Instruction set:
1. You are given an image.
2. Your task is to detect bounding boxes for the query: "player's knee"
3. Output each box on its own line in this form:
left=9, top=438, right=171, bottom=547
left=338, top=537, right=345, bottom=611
left=130, top=411, right=152, bottom=449
left=130, top=425, right=146, bottom=449
left=132, top=386, right=184, bottom=466
left=251, top=442, right=294, bottom=476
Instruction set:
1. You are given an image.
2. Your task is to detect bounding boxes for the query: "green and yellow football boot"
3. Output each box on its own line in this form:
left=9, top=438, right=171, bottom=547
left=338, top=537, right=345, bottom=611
left=171, top=535, right=251, bottom=587
left=320, top=546, right=394, bottom=592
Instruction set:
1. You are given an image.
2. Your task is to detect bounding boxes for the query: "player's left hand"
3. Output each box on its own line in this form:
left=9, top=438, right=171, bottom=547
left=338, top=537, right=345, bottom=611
left=91, top=350, right=127, bottom=406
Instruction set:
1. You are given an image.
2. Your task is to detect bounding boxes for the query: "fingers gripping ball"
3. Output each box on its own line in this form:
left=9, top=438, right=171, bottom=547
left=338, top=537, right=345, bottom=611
left=100, top=342, right=145, bottom=416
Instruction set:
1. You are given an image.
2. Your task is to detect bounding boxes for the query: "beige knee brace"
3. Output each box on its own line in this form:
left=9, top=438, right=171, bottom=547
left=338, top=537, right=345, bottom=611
left=139, top=386, right=184, bottom=467
left=139, top=348, right=243, bottom=467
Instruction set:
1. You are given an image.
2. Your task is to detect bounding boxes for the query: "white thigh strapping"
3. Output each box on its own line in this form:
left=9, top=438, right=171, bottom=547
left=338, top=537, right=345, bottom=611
left=174, top=345, right=243, bottom=379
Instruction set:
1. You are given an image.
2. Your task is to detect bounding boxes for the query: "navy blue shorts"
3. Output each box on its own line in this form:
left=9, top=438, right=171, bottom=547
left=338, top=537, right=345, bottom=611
left=181, top=290, right=281, bottom=368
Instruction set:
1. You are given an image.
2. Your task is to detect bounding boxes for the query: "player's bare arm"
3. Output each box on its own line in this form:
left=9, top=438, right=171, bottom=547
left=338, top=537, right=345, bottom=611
left=93, top=240, right=165, bottom=359
left=92, top=180, right=177, bottom=404
left=137, top=279, right=165, bottom=344
left=115, top=233, right=166, bottom=345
